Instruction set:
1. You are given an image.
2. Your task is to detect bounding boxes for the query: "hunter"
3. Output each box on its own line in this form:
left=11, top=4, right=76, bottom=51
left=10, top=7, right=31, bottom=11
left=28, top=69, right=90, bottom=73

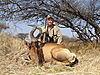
left=38, top=15, right=63, bottom=44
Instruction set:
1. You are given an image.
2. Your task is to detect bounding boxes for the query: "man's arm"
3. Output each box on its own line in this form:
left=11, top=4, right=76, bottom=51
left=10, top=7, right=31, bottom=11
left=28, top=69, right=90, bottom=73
left=55, top=26, right=62, bottom=44
left=41, top=25, right=47, bottom=33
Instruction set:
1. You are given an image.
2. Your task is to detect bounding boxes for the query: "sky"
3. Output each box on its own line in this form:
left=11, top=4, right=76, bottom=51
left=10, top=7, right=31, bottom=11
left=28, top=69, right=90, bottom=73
left=4, top=21, right=75, bottom=38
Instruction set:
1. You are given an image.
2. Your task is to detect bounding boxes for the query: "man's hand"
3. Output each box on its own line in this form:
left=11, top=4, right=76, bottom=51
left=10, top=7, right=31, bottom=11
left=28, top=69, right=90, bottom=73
left=42, top=29, right=47, bottom=33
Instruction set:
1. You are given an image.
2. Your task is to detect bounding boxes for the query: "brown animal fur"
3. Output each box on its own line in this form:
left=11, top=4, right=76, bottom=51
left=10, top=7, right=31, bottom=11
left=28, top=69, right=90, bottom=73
left=28, top=42, right=38, bottom=64
left=28, top=42, right=77, bottom=66
left=42, top=43, right=71, bottom=65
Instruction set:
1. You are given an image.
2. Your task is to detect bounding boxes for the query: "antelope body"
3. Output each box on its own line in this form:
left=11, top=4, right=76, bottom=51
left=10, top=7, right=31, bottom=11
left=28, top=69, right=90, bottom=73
left=27, top=25, right=78, bottom=66
left=28, top=41, right=78, bottom=67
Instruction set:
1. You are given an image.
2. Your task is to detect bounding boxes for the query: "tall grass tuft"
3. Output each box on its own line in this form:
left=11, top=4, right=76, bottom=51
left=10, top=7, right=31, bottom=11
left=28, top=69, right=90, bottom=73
left=0, top=33, right=24, bottom=56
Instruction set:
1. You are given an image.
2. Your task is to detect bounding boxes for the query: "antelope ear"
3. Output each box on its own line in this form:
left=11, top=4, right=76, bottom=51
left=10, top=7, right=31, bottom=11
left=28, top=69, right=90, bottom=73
left=24, top=40, right=31, bottom=47
left=24, top=41, right=29, bottom=46
left=28, top=41, right=34, bottom=49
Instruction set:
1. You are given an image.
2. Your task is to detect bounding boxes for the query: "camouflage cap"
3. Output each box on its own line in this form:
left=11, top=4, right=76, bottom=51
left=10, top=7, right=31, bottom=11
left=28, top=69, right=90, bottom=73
left=47, top=15, right=54, bottom=20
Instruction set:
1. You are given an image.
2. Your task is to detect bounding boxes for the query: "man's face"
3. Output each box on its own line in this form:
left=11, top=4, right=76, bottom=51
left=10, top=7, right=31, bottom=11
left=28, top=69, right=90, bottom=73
left=47, top=18, right=54, bottom=27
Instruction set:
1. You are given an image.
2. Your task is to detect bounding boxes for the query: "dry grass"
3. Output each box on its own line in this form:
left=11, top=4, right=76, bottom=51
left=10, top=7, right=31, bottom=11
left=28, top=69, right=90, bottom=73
left=0, top=34, right=100, bottom=75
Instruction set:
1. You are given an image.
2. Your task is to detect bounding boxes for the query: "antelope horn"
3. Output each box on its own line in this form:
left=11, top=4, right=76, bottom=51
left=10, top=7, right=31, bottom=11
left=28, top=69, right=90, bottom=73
left=29, top=25, right=38, bottom=42
left=28, top=24, right=42, bottom=31
left=37, top=27, right=42, bottom=31
left=28, top=24, right=36, bottom=27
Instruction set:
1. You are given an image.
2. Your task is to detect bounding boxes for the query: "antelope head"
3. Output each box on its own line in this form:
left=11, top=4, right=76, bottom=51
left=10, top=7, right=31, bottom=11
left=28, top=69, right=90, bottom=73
left=28, top=25, right=42, bottom=42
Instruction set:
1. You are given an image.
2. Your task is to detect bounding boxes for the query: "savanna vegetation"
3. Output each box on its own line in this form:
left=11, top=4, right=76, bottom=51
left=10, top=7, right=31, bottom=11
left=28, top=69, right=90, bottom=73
left=0, top=33, right=100, bottom=75
left=0, top=0, right=100, bottom=75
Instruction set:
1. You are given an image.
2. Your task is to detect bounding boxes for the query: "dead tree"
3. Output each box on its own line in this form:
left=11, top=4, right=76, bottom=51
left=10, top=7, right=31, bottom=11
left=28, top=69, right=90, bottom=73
left=0, top=0, right=100, bottom=42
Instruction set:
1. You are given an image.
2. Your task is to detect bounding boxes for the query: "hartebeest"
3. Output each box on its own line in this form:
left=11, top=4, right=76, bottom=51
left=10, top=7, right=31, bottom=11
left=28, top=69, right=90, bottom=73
left=27, top=25, right=78, bottom=67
